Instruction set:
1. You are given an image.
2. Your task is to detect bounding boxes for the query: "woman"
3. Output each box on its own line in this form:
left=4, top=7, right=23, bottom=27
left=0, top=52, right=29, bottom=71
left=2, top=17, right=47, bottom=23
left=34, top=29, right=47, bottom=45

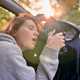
left=0, top=13, right=65, bottom=80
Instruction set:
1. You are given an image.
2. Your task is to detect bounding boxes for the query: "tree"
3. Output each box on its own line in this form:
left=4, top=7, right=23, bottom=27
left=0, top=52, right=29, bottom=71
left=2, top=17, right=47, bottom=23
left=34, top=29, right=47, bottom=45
left=0, top=7, right=15, bottom=31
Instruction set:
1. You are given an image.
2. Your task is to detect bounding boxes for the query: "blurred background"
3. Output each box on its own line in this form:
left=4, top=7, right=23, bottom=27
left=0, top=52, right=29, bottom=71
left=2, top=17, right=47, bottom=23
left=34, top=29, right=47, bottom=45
left=0, top=0, right=80, bottom=29
left=0, top=0, right=80, bottom=68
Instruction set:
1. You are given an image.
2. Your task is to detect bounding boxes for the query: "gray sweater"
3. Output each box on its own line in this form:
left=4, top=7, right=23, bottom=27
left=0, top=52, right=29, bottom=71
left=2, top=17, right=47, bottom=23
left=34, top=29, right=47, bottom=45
left=0, top=33, right=59, bottom=80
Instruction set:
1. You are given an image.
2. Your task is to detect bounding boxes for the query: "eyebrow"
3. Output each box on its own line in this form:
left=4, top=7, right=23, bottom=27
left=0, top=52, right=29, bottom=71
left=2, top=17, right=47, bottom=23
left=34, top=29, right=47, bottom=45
left=23, top=21, right=36, bottom=26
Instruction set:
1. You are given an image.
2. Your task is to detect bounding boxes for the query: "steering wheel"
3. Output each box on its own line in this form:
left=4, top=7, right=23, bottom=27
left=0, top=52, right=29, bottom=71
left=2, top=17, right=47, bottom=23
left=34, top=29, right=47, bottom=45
left=44, top=20, right=80, bottom=55
left=51, top=21, right=80, bottom=80
left=50, top=20, right=79, bottom=42
left=54, top=21, right=80, bottom=53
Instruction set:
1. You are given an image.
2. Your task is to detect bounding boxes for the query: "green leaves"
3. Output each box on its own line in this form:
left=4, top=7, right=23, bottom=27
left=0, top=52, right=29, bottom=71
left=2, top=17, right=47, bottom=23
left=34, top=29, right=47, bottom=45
left=64, top=8, right=80, bottom=25
left=0, top=7, right=15, bottom=30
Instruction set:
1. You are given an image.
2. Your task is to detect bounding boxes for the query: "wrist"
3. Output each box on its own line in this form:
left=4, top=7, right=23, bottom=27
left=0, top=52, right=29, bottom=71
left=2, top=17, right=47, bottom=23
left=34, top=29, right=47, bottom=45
left=45, top=44, right=56, bottom=49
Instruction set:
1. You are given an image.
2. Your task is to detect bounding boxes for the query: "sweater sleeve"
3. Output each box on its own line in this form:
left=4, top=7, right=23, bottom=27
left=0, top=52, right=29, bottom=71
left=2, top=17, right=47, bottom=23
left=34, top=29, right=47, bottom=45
left=0, top=43, right=35, bottom=80
left=36, top=47, right=60, bottom=80
left=0, top=42, right=59, bottom=80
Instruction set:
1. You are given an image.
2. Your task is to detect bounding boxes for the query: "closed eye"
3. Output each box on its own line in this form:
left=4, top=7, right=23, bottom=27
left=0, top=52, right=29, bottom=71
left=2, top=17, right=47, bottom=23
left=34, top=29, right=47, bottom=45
left=28, top=25, right=37, bottom=31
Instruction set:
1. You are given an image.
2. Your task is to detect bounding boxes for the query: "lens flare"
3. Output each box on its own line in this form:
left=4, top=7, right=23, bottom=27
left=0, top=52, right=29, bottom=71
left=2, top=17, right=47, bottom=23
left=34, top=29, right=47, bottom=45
left=41, top=0, right=54, bottom=17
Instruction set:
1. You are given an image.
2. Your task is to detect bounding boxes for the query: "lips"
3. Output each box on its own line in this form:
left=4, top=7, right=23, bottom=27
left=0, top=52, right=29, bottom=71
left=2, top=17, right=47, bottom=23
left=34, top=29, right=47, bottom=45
left=32, top=36, right=38, bottom=42
left=32, top=32, right=39, bottom=44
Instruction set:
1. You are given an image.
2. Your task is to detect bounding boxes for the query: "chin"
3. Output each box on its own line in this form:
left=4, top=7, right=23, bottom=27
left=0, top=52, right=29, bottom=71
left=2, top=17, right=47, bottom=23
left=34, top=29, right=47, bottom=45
left=26, top=44, right=35, bottom=50
left=23, top=42, right=36, bottom=50
left=29, top=46, right=35, bottom=49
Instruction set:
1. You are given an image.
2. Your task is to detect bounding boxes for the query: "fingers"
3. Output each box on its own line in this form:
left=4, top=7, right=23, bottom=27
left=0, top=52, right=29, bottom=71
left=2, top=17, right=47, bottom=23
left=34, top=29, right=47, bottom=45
left=48, top=31, right=64, bottom=37
left=49, top=32, right=65, bottom=40
left=55, top=32, right=64, bottom=36
left=48, top=29, right=56, bottom=36
left=55, top=32, right=65, bottom=45
left=47, top=31, right=65, bottom=48
left=55, top=33, right=65, bottom=40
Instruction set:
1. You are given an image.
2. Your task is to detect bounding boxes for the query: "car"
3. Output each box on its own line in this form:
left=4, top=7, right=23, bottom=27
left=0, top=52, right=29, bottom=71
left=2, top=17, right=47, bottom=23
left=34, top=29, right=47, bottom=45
left=0, top=0, right=30, bottom=15
left=0, top=0, right=80, bottom=80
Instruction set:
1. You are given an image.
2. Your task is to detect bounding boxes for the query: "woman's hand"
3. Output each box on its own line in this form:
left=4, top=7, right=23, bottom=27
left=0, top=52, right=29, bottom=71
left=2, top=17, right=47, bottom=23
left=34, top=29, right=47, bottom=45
left=46, top=31, right=65, bottom=49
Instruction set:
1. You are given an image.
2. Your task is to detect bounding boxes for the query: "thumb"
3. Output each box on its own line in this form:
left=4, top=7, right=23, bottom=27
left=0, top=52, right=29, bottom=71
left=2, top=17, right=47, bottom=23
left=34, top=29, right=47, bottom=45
left=48, top=29, right=56, bottom=36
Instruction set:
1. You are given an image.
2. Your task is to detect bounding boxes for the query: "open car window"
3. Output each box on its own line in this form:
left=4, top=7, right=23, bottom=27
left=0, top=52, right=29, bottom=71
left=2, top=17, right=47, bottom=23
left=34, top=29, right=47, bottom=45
left=13, top=0, right=30, bottom=8
left=0, top=7, right=15, bottom=31
left=13, top=0, right=39, bottom=15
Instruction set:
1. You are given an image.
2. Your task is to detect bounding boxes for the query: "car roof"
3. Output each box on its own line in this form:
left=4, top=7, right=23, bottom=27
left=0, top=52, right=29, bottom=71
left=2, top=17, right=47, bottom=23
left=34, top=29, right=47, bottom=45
left=0, top=0, right=30, bottom=15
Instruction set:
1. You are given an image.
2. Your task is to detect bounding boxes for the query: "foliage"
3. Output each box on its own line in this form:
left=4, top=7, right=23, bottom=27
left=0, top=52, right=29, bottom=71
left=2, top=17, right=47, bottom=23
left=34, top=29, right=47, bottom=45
left=0, top=7, right=15, bottom=31
left=64, top=7, right=80, bottom=25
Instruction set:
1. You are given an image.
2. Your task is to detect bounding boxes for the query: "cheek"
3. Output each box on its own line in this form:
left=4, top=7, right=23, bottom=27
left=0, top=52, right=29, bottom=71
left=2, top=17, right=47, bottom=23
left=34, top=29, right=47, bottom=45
left=21, top=29, right=33, bottom=42
left=21, top=30, right=34, bottom=49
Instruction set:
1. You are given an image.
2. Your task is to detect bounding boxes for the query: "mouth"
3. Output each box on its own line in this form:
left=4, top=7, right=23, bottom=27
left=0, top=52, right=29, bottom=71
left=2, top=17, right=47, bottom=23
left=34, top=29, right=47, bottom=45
left=32, top=37, right=38, bottom=42
left=32, top=35, right=38, bottom=43
left=33, top=34, right=39, bottom=40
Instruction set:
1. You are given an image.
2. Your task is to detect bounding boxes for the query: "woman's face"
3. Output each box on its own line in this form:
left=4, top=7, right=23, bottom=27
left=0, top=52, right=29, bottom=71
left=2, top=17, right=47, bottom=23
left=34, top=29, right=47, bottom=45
left=14, top=19, right=39, bottom=49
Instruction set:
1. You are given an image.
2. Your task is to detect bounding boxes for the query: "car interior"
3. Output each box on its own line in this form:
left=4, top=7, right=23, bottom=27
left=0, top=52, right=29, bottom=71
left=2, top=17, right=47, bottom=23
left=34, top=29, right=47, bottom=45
left=0, top=0, right=80, bottom=80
